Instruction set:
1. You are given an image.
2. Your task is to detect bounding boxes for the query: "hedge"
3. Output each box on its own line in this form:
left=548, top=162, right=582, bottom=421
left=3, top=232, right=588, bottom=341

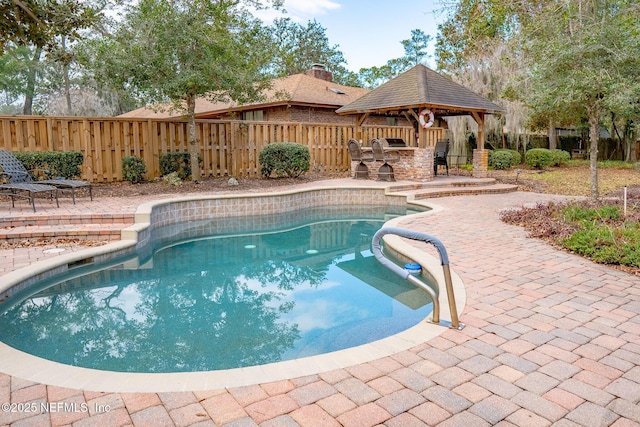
left=13, top=151, right=83, bottom=179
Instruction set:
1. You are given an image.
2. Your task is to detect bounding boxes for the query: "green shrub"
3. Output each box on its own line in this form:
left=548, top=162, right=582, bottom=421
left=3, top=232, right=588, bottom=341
left=506, top=149, right=522, bottom=166
left=525, top=148, right=555, bottom=169
left=160, top=152, right=201, bottom=180
left=551, top=149, right=571, bottom=166
left=560, top=203, right=638, bottom=267
left=489, top=149, right=521, bottom=169
left=122, top=156, right=147, bottom=183
left=259, top=142, right=310, bottom=178
left=14, top=151, right=83, bottom=179
left=490, top=150, right=516, bottom=170
left=563, top=223, right=640, bottom=267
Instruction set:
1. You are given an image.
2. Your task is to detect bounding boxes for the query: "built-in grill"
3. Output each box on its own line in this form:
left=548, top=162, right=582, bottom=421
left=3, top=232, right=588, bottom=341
left=384, top=138, right=407, bottom=147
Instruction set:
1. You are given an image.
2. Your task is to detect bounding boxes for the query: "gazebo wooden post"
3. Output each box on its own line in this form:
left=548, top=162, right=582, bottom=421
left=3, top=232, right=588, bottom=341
left=355, top=113, right=369, bottom=144
left=407, top=109, right=423, bottom=148
left=471, top=111, right=488, bottom=178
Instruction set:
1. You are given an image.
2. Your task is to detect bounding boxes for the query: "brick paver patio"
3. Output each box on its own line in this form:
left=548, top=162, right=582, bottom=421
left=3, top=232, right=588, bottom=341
left=1, top=181, right=639, bottom=426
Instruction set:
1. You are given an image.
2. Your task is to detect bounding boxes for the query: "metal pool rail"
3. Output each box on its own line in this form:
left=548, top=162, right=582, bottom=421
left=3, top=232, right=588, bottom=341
left=372, top=227, right=465, bottom=330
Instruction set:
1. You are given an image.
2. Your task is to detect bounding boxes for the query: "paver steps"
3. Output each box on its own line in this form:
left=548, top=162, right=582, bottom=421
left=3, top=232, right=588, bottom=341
left=388, top=178, right=518, bottom=199
left=0, top=214, right=134, bottom=243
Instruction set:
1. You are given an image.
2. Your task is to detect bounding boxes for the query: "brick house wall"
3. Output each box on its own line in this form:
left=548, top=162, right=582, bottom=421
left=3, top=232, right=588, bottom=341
left=215, top=105, right=412, bottom=126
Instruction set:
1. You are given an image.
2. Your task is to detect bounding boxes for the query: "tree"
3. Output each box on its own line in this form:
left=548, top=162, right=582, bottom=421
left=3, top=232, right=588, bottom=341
left=524, top=0, right=640, bottom=199
left=357, top=64, right=394, bottom=89
left=435, top=0, right=518, bottom=75
left=268, top=17, right=358, bottom=86
left=1, top=0, right=97, bottom=53
left=435, top=0, right=535, bottom=155
left=96, top=0, right=282, bottom=182
left=358, top=29, right=431, bottom=88
left=397, top=29, right=432, bottom=68
left=1, top=0, right=101, bottom=113
left=0, top=45, right=31, bottom=107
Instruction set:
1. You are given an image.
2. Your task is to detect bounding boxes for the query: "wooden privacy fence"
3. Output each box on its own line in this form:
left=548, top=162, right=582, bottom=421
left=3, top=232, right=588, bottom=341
left=0, top=116, right=427, bottom=182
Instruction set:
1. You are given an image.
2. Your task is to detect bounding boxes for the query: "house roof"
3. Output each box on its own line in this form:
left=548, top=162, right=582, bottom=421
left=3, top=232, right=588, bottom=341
left=336, top=64, right=505, bottom=116
left=119, top=73, right=370, bottom=119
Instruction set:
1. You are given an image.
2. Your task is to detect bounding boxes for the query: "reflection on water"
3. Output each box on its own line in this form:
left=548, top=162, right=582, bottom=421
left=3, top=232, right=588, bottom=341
left=0, top=206, right=434, bottom=373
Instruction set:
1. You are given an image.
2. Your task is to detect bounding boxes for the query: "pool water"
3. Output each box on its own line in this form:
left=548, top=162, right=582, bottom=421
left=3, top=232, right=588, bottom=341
left=0, top=206, right=434, bottom=373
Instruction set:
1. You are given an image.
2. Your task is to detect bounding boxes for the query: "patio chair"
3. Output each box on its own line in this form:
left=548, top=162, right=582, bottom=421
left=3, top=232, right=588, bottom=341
left=0, top=150, right=92, bottom=204
left=371, top=138, right=399, bottom=181
left=0, top=172, right=59, bottom=213
left=433, top=140, right=450, bottom=176
left=347, top=139, right=373, bottom=179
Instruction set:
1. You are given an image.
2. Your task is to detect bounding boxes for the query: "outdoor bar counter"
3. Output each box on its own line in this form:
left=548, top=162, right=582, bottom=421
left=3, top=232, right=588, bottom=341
left=354, top=146, right=436, bottom=181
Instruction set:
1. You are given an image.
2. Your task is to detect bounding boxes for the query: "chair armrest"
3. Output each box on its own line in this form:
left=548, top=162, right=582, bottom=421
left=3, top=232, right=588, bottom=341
left=360, top=148, right=375, bottom=161
left=1, top=170, right=30, bottom=182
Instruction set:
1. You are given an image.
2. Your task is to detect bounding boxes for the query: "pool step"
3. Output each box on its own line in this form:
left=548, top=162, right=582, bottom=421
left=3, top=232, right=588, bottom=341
left=388, top=182, right=519, bottom=199
left=388, top=177, right=498, bottom=193
left=0, top=214, right=134, bottom=243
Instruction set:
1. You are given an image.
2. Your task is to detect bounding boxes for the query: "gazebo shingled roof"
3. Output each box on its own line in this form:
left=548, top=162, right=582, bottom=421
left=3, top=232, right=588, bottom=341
left=336, top=64, right=504, bottom=116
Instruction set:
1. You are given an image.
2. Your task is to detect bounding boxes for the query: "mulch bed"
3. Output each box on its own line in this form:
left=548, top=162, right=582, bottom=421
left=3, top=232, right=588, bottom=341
left=91, top=172, right=351, bottom=198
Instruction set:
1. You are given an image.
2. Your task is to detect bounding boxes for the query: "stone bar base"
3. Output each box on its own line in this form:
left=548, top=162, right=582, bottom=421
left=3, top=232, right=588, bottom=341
left=351, top=147, right=435, bottom=181
left=473, top=149, right=489, bottom=178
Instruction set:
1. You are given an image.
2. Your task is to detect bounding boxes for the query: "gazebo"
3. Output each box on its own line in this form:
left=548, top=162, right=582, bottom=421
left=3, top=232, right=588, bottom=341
left=336, top=64, right=505, bottom=178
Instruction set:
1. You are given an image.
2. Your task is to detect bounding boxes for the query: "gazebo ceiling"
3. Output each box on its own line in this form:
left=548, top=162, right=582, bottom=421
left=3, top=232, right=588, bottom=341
left=336, top=64, right=505, bottom=116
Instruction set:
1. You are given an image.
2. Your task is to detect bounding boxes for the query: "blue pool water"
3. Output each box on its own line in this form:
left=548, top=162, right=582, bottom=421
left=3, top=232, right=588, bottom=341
left=0, top=205, right=434, bottom=373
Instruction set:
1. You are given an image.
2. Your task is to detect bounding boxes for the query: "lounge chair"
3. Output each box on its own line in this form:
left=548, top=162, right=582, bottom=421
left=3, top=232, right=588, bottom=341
left=371, top=138, right=399, bottom=181
left=433, top=140, right=450, bottom=176
left=347, top=139, right=374, bottom=179
left=0, top=176, right=59, bottom=213
left=0, top=150, right=92, bottom=203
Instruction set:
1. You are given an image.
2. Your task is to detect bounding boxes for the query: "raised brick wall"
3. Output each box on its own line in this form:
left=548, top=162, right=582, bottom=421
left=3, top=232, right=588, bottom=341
left=351, top=148, right=435, bottom=181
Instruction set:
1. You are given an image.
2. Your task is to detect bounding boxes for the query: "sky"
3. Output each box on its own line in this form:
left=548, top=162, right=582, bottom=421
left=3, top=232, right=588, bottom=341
left=255, top=0, right=444, bottom=72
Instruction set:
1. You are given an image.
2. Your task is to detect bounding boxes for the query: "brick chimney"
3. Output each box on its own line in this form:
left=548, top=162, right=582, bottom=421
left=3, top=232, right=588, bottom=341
left=305, top=63, right=333, bottom=82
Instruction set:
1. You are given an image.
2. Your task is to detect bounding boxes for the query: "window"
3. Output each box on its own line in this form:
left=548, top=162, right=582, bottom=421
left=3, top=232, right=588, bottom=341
left=386, top=117, right=397, bottom=126
left=242, top=110, right=264, bottom=121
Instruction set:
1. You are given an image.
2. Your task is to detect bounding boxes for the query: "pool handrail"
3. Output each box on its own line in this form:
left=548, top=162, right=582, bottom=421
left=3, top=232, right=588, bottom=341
left=371, top=227, right=464, bottom=329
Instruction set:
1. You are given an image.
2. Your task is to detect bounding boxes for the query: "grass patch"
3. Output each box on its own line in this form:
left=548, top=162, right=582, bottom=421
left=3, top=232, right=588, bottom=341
left=565, top=159, right=638, bottom=169
left=506, top=162, right=640, bottom=197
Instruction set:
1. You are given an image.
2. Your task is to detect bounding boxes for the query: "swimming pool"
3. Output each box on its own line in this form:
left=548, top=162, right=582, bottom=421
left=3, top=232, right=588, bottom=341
left=0, top=205, right=435, bottom=373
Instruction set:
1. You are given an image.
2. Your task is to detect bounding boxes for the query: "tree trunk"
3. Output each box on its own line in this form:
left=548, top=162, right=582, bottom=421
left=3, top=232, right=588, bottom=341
left=22, top=46, right=43, bottom=115
left=186, top=93, right=201, bottom=182
left=548, top=119, right=557, bottom=150
left=631, top=125, right=638, bottom=163
left=62, top=37, right=72, bottom=115
left=588, top=111, right=600, bottom=200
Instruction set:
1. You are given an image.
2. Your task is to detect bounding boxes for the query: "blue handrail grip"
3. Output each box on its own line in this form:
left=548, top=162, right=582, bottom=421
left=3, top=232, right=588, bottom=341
left=372, top=227, right=450, bottom=267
